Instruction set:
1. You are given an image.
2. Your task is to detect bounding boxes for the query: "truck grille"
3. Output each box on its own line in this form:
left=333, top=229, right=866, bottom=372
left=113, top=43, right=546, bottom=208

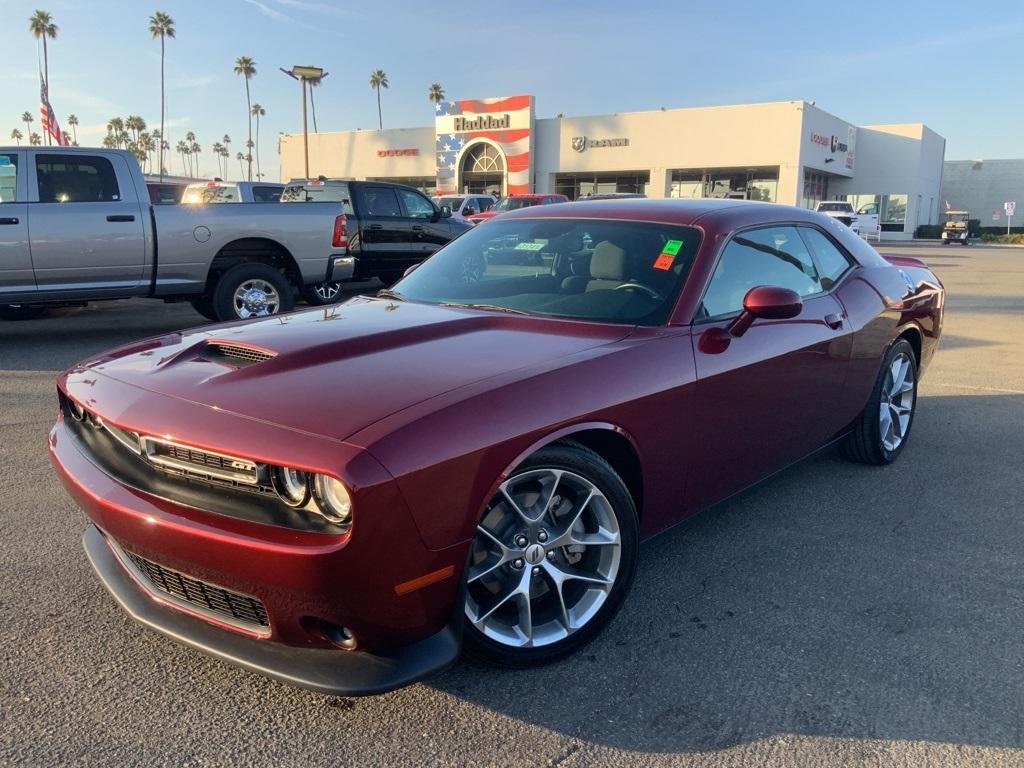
left=836, top=216, right=852, bottom=226
left=124, top=550, right=270, bottom=629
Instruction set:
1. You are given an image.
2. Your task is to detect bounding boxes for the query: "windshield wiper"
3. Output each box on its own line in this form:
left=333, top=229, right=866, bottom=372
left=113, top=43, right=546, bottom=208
left=375, top=288, right=405, bottom=301
left=440, top=302, right=530, bottom=315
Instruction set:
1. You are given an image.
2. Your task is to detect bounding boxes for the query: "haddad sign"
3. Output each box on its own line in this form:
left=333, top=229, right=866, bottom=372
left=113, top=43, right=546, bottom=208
left=571, top=136, right=629, bottom=152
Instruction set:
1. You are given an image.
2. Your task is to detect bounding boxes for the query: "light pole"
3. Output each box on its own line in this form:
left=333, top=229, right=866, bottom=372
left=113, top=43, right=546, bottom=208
left=280, top=65, right=328, bottom=179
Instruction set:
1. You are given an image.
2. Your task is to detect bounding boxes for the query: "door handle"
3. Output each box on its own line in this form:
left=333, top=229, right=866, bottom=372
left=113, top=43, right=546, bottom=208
left=0, top=217, right=19, bottom=225
left=368, top=224, right=384, bottom=230
left=824, top=313, right=844, bottom=330
left=106, top=214, right=136, bottom=222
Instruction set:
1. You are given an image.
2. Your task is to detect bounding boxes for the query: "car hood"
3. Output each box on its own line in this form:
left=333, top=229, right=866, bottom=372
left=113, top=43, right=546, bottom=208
left=79, top=298, right=630, bottom=442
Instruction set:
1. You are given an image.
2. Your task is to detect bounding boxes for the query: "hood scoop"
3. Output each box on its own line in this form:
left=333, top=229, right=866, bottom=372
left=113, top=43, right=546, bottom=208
left=199, top=341, right=276, bottom=367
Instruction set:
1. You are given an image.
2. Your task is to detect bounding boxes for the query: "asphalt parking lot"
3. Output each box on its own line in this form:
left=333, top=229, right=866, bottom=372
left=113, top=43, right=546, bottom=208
left=2, top=244, right=1023, bottom=767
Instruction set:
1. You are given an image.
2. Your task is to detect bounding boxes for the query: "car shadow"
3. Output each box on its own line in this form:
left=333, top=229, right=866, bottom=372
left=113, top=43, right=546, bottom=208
left=427, top=393, right=1024, bottom=753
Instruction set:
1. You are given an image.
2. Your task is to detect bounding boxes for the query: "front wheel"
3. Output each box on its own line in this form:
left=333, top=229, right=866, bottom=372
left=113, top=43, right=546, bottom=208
left=302, top=281, right=344, bottom=306
left=211, top=262, right=295, bottom=322
left=463, top=443, right=638, bottom=667
left=842, top=338, right=918, bottom=465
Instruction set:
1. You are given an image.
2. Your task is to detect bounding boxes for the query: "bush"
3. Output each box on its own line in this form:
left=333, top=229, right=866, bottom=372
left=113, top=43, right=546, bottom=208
left=981, top=233, right=1024, bottom=245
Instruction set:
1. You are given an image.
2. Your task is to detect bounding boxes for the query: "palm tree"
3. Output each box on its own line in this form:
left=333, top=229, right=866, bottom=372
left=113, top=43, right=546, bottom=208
left=233, top=56, right=256, bottom=181
left=428, top=83, right=445, bottom=105
left=107, top=117, right=125, bottom=148
left=211, top=142, right=224, bottom=177
left=250, top=103, right=265, bottom=179
left=307, top=75, right=322, bottom=133
left=191, top=139, right=202, bottom=177
left=126, top=115, right=146, bottom=144
left=235, top=151, right=244, bottom=179
left=66, top=113, right=78, bottom=144
left=29, top=10, right=58, bottom=145
left=219, top=145, right=230, bottom=178
left=21, top=112, right=33, bottom=137
left=11, top=129, right=23, bottom=145
left=369, top=69, right=388, bottom=130
left=29, top=133, right=42, bottom=146
left=148, top=11, right=175, bottom=180
left=175, top=139, right=188, bottom=176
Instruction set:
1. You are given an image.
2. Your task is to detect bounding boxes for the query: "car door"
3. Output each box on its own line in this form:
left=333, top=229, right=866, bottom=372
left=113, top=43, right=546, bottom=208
left=0, top=150, right=35, bottom=296
left=688, top=224, right=853, bottom=508
left=27, top=151, right=146, bottom=294
left=396, top=187, right=450, bottom=256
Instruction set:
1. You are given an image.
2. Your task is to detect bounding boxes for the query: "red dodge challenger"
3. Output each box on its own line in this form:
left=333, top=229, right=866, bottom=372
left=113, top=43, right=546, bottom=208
left=50, top=199, right=943, bottom=695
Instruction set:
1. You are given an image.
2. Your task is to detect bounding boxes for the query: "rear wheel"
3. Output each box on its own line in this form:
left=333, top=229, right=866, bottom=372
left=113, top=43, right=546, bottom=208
left=211, top=262, right=294, bottom=322
left=301, top=281, right=344, bottom=306
left=190, top=297, right=219, bottom=322
left=463, top=443, right=638, bottom=667
left=842, top=338, right=918, bottom=465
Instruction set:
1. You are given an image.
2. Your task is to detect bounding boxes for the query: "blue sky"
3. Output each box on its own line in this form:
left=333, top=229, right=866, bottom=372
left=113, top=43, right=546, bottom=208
left=3, top=0, right=1023, bottom=180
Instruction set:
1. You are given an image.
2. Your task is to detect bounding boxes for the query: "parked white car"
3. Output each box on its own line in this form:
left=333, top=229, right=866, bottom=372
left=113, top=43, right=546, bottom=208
left=815, top=201, right=860, bottom=234
left=432, top=194, right=496, bottom=223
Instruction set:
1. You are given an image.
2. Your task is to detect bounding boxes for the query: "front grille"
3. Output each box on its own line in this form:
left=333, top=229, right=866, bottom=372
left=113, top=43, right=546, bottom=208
left=836, top=216, right=852, bottom=226
left=125, top=550, right=270, bottom=629
left=142, top=437, right=260, bottom=485
left=203, top=343, right=274, bottom=365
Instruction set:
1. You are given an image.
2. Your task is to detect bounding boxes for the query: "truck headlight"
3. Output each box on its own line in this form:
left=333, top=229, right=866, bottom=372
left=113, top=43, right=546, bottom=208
left=312, top=474, right=353, bottom=525
left=272, top=466, right=309, bottom=507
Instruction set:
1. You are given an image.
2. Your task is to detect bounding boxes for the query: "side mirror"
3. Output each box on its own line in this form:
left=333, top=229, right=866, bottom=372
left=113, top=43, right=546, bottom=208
left=403, top=263, right=420, bottom=277
left=728, top=285, right=802, bottom=337
left=439, top=205, right=452, bottom=218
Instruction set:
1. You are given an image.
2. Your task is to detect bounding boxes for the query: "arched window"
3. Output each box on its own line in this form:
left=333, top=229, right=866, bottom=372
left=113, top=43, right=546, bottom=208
left=462, top=143, right=504, bottom=173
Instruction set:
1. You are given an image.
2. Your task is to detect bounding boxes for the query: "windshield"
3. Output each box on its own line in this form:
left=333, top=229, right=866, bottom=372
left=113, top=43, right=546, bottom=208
left=392, top=218, right=702, bottom=325
left=438, top=197, right=465, bottom=210
left=818, top=202, right=853, bottom=212
left=494, top=197, right=539, bottom=212
left=183, top=184, right=238, bottom=203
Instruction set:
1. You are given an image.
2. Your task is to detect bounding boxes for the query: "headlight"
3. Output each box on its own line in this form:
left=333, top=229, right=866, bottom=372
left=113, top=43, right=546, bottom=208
left=311, top=474, right=353, bottom=525
left=272, top=466, right=309, bottom=507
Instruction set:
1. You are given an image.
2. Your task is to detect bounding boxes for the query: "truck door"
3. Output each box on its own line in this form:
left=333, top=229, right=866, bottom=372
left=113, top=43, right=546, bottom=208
left=353, top=184, right=416, bottom=280
left=27, top=151, right=146, bottom=295
left=0, top=151, right=35, bottom=296
left=396, top=187, right=450, bottom=258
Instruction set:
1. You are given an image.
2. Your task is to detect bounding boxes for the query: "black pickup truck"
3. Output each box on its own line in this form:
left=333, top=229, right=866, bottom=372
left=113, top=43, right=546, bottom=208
left=281, top=178, right=472, bottom=304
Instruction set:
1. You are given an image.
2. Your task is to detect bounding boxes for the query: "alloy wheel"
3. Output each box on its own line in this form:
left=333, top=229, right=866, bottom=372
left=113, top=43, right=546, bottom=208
left=313, top=281, right=342, bottom=302
left=233, top=279, right=281, bottom=319
left=465, top=468, right=622, bottom=649
left=879, top=351, right=915, bottom=452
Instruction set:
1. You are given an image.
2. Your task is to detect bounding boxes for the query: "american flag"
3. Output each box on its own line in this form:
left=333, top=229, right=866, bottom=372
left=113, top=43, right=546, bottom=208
left=434, top=94, right=532, bottom=195
left=39, top=78, right=68, bottom=147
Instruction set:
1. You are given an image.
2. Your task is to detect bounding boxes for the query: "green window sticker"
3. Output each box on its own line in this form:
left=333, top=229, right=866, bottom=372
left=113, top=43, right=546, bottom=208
left=662, top=239, right=683, bottom=256
left=514, top=241, right=545, bottom=251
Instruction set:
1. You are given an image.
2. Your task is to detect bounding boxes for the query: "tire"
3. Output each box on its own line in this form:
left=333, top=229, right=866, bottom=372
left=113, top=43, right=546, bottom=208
left=301, top=281, right=344, bottom=306
left=0, top=304, right=44, bottom=321
left=190, top=298, right=219, bottom=322
left=211, top=262, right=295, bottom=322
left=376, top=272, right=405, bottom=287
left=842, top=338, right=918, bottom=465
left=463, top=442, right=639, bottom=667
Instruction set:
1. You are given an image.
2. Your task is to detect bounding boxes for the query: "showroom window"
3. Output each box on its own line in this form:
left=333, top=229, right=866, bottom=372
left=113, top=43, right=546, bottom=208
left=802, top=171, right=829, bottom=209
left=555, top=171, right=650, bottom=200
left=669, top=167, right=778, bottom=202
left=366, top=176, right=437, bottom=195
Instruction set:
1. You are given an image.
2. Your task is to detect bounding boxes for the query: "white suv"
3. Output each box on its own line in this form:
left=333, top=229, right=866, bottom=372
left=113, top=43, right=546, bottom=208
left=815, top=201, right=860, bottom=234
left=433, top=194, right=496, bottom=223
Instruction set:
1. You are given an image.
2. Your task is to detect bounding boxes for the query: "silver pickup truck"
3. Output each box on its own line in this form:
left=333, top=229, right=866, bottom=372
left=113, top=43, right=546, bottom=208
left=0, top=147, right=351, bottom=322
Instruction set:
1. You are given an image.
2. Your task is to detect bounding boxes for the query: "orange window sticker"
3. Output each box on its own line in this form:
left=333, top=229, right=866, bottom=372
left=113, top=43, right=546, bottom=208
left=653, top=253, right=675, bottom=271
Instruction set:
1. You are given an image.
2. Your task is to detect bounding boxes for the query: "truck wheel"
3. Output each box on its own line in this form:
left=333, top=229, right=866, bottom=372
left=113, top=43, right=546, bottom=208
left=301, top=281, right=344, bottom=306
left=211, top=263, right=295, bottom=321
left=0, top=304, right=44, bottom=321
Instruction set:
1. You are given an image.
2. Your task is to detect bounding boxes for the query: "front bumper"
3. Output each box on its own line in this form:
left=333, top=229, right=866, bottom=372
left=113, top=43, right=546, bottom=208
left=83, top=525, right=461, bottom=695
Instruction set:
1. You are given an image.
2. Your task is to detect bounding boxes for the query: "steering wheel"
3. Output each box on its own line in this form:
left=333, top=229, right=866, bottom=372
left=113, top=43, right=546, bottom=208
left=613, top=282, right=664, bottom=302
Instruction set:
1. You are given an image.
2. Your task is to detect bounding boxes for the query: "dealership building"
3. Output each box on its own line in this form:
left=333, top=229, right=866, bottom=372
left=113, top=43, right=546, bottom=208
left=280, top=96, right=946, bottom=238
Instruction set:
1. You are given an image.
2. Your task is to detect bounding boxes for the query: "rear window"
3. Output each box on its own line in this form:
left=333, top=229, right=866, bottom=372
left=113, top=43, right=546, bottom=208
left=494, top=197, right=540, bottom=212
left=183, top=183, right=238, bottom=204
left=281, top=182, right=354, bottom=214
left=252, top=185, right=282, bottom=202
left=817, top=202, right=852, bottom=212
left=36, top=154, right=120, bottom=203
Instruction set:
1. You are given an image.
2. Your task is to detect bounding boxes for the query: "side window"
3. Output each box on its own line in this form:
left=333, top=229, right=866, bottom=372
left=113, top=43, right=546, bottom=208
left=800, top=227, right=852, bottom=289
left=398, top=188, right=435, bottom=219
left=0, top=154, right=17, bottom=203
left=359, top=186, right=403, bottom=217
left=252, top=186, right=282, bottom=202
left=478, top=197, right=494, bottom=212
left=701, top=225, right=822, bottom=319
left=36, top=154, right=121, bottom=203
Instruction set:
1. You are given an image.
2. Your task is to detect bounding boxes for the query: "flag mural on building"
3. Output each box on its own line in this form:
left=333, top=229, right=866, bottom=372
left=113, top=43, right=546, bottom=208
left=434, top=94, right=534, bottom=195
left=39, top=79, right=68, bottom=147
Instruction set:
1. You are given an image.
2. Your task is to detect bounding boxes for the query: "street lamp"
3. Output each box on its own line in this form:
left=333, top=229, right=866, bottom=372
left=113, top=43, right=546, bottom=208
left=280, top=65, right=328, bottom=179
